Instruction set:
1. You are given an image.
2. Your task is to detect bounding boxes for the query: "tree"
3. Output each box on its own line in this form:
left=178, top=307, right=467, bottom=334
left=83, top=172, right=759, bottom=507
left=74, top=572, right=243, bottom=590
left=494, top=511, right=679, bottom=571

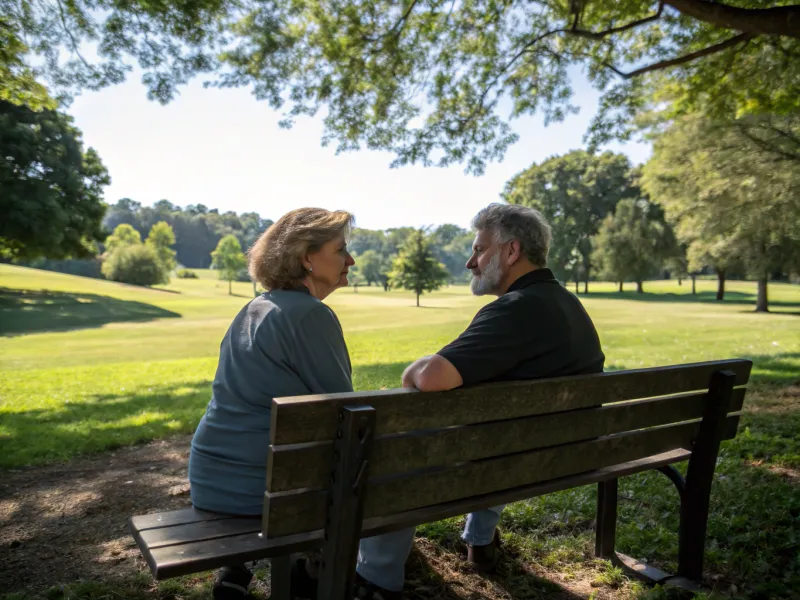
left=103, top=224, right=142, bottom=255
left=592, top=199, right=677, bottom=294
left=358, top=250, right=384, bottom=286
left=101, top=244, right=168, bottom=286
left=0, top=100, right=109, bottom=261
left=145, top=221, right=178, bottom=274
left=389, top=229, right=449, bottom=306
left=504, top=151, right=637, bottom=292
left=642, top=115, right=800, bottom=311
left=212, top=234, right=247, bottom=295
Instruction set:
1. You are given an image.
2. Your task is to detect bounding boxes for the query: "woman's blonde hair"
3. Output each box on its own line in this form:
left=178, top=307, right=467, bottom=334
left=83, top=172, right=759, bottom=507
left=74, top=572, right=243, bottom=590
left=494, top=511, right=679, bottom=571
left=249, top=208, right=354, bottom=290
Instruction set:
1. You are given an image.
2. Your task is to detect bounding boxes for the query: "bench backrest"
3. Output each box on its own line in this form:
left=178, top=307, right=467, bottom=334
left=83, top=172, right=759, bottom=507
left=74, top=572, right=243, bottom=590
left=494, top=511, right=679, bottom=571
left=263, top=359, right=751, bottom=539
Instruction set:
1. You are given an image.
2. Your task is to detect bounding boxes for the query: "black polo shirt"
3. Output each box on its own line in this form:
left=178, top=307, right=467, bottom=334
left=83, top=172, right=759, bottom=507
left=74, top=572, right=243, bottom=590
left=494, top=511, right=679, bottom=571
left=438, top=269, right=604, bottom=386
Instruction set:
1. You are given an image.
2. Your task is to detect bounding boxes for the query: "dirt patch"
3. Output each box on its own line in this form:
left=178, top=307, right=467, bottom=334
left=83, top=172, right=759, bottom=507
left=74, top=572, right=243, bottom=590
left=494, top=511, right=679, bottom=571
left=0, top=435, right=193, bottom=593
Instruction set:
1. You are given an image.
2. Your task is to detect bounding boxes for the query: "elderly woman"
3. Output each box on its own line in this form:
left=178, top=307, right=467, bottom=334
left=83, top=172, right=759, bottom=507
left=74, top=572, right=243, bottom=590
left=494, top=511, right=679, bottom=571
left=188, top=207, right=355, bottom=599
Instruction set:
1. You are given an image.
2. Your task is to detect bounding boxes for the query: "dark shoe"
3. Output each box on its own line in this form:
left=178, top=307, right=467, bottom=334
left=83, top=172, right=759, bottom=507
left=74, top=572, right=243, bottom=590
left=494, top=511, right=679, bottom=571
left=466, top=529, right=501, bottom=573
left=213, top=565, right=253, bottom=600
left=289, top=557, right=319, bottom=599
left=353, top=572, right=402, bottom=600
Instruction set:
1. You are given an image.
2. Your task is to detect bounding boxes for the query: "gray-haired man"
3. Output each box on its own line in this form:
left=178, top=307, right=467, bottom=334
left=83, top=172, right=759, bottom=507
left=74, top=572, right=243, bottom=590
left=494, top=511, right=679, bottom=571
left=293, top=204, right=606, bottom=599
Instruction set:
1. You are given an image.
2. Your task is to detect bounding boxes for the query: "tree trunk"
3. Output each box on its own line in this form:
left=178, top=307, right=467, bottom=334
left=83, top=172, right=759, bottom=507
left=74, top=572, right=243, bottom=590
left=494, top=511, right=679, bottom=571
left=664, top=1, right=800, bottom=39
left=716, top=270, right=726, bottom=301
left=636, top=280, right=644, bottom=294
left=228, top=279, right=232, bottom=295
left=691, top=275, right=697, bottom=295
left=678, top=276, right=683, bottom=286
left=584, top=278, right=589, bottom=295
left=416, top=292, right=420, bottom=307
left=252, top=281, right=257, bottom=297
left=618, top=281, right=624, bottom=293
left=756, top=277, right=769, bottom=312
left=575, top=280, right=579, bottom=294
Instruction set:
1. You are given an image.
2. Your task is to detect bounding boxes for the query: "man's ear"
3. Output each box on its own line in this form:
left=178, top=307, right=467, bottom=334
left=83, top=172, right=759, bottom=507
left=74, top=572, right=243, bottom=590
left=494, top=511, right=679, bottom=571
left=506, top=240, right=523, bottom=266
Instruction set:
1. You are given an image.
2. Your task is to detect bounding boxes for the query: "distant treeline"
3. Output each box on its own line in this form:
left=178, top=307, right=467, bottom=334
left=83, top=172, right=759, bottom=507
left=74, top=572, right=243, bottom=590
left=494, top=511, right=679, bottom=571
left=99, top=200, right=475, bottom=283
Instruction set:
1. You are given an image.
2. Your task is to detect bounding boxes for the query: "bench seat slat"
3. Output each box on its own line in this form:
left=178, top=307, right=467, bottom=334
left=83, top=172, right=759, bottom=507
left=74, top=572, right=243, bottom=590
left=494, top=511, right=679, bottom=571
left=264, top=416, right=738, bottom=537
left=137, top=449, right=691, bottom=580
left=270, top=359, right=751, bottom=444
left=268, top=388, right=746, bottom=492
left=130, top=507, right=234, bottom=531
left=139, top=516, right=262, bottom=549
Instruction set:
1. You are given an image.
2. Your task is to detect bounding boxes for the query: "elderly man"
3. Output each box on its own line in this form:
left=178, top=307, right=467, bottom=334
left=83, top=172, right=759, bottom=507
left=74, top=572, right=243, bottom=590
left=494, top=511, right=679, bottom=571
left=293, top=203, right=605, bottom=599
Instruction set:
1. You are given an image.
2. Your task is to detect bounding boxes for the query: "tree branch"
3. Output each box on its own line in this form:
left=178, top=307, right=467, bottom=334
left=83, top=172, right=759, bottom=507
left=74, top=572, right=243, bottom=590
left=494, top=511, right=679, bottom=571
left=54, top=0, right=93, bottom=70
left=604, top=32, right=755, bottom=79
left=665, top=0, right=800, bottom=39
left=570, top=2, right=664, bottom=40
left=363, top=0, right=421, bottom=43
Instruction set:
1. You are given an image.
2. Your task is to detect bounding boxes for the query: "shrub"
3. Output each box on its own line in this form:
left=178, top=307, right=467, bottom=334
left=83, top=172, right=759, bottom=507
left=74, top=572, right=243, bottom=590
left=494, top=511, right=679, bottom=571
left=101, top=244, right=168, bottom=286
left=176, top=269, right=199, bottom=279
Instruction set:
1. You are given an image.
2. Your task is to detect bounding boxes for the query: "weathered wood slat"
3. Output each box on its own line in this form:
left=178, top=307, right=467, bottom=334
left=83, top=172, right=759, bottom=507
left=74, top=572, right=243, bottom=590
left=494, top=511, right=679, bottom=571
left=267, top=388, right=746, bottom=492
left=264, top=416, right=739, bottom=538
left=139, top=516, right=262, bottom=549
left=142, top=450, right=690, bottom=579
left=130, top=507, right=232, bottom=531
left=146, top=530, right=321, bottom=580
left=270, top=359, right=752, bottom=444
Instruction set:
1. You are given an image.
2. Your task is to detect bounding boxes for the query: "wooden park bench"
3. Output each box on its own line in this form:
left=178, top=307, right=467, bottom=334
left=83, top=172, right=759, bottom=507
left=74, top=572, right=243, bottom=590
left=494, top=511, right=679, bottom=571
left=130, top=358, right=752, bottom=599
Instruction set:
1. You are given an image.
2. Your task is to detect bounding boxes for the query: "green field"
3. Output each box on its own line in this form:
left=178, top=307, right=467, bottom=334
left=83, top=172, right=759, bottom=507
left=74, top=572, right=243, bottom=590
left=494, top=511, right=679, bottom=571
left=1, top=263, right=797, bottom=469
left=1, top=264, right=799, bottom=599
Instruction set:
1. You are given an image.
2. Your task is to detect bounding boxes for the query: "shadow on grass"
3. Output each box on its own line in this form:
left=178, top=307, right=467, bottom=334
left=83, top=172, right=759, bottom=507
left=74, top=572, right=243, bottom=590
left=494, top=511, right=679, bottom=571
left=584, top=289, right=799, bottom=310
left=0, top=380, right=212, bottom=469
left=0, top=287, right=181, bottom=336
left=405, top=535, right=586, bottom=600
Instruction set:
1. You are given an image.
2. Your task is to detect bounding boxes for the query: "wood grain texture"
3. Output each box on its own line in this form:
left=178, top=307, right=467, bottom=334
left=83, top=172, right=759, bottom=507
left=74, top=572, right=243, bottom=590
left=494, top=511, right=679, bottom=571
left=264, top=416, right=739, bottom=537
left=267, top=388, right=746, bottom=492
left=134, top=450, right=692, bottom=580
left=270, top=360, right=752, bottom=444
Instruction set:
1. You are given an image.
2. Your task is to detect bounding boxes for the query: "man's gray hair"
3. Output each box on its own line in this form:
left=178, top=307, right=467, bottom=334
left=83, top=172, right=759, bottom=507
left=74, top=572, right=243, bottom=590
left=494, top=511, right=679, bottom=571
left=471, top=203, right=552, bottom=266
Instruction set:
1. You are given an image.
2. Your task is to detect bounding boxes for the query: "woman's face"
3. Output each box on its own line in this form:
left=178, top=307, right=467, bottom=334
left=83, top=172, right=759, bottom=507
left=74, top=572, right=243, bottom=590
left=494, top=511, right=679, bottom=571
left=307, top=234, right=355, bottom=298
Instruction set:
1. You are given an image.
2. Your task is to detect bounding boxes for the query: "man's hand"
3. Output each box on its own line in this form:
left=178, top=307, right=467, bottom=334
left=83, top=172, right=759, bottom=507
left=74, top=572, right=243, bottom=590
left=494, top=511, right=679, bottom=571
left=402, top=354, right=463, bottom=392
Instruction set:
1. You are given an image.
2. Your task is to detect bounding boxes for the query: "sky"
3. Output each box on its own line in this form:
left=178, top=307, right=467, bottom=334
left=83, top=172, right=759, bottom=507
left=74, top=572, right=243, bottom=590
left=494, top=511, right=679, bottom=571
left=68, top=68, right=651, bottom=231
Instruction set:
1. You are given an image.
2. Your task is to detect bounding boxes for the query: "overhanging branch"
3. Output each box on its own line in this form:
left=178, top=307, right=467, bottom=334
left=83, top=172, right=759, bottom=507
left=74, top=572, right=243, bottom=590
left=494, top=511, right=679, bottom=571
left=665, top=0, right=800, bottom=39
left=570, top=2, right=664, bottom=40
left=604, top=32, right=755, bottom=79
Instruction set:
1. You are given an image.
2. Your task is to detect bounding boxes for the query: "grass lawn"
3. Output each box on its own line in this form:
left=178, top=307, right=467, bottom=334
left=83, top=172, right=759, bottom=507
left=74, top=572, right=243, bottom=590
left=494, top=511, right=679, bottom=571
left=1, top=263, right=798, bottom=599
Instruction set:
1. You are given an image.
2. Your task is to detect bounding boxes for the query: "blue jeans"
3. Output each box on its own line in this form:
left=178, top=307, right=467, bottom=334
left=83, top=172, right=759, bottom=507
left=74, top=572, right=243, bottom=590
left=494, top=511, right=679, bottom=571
left=355, top=505, right=505, bottom=592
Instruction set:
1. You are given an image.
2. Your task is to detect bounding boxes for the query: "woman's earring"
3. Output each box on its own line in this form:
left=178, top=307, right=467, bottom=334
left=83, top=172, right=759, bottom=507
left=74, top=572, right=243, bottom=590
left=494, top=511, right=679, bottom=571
left=308, top=266, right=313, bottom=273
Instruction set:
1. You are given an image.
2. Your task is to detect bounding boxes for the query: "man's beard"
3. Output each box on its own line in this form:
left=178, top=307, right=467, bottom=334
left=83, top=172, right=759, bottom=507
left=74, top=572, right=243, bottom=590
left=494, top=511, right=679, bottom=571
left=470, top=251, right=503, bottom=296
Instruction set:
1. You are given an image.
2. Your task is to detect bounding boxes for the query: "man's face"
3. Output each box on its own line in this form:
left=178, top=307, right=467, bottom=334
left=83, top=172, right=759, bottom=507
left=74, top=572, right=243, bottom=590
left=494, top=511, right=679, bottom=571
left=467, top=229, right=506, bottom=296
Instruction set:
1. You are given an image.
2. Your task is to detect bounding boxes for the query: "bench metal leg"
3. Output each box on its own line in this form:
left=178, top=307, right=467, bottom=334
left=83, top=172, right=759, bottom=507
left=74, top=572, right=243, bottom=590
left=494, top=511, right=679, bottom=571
left=595, top=478, right=618, bottom=558
left=269, top=554, right=292, bottom=600
left=677, top=370, right=735, bottom=582
left=318, top=406, right=376, bottom=600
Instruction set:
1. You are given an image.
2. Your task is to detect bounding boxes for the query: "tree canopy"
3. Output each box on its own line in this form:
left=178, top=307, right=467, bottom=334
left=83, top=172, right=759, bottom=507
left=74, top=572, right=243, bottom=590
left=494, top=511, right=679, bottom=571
left=212, top=234, right=248, bottom=295
left=0, top=99, right=109, bottom=261
left=389, top=229, right=450, bottom=306
left=5, top=2, right=798, bottom=174
left=592, top=198, right=676, bottom=293
left=145, top=221, right=178, bottom=273
left=504, top=150, right=637, bottom=290
left=642, top=114, right=800, bottom=311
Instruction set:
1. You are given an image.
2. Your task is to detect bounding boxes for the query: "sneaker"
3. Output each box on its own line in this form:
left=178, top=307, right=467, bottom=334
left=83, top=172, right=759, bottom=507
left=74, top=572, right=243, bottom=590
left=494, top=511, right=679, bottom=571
left=213, top=565, right=253, bottom=600
left=353, top=572, right=402, bottom=600
left=466, top=529, right=501, bottom=573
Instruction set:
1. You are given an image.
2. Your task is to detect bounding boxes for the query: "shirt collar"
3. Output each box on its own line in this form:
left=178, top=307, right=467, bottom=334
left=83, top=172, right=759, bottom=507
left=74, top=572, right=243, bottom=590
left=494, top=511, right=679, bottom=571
left=506, top=268, right=557, bottom=293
